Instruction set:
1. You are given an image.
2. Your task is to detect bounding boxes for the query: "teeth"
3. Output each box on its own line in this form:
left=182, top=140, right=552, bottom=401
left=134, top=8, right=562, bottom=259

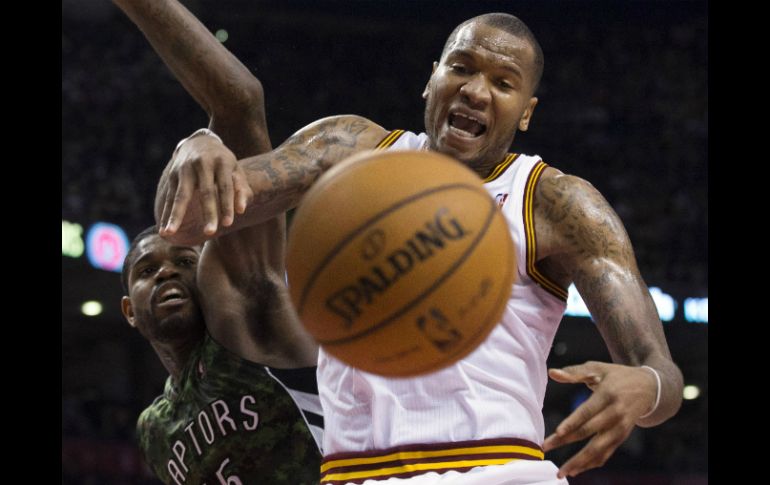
left=455, top=112, right=480, bottom=123
left=160, top=289, right=183, bottom=302
left=449, top=112, right=486, bottom=137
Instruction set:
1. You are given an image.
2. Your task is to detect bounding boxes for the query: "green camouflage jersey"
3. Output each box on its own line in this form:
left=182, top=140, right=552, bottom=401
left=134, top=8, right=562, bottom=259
left=137, top=334, right=322, bottom=485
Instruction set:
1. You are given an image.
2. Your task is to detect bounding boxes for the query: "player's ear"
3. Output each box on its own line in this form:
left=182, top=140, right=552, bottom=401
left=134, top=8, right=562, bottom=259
left=121, top=296, right=136, bottom=328
left=519, top=97, right=538, bottom=132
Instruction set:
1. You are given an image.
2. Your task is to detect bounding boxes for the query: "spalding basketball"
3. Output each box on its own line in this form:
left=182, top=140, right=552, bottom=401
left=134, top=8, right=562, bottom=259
left=286, top=150, right=516, bottom=377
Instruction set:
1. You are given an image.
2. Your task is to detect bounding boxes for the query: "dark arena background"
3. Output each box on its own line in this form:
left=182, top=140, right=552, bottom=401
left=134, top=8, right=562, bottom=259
left=62, top=1, right=707, bottom=483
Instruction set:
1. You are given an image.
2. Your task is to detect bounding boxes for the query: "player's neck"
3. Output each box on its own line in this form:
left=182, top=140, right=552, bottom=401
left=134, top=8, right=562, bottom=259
left=151, top=337, right=201, bottom=382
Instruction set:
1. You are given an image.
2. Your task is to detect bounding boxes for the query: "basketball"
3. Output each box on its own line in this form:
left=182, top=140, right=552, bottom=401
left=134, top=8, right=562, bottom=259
left=286, top=150, right=516, bottom=377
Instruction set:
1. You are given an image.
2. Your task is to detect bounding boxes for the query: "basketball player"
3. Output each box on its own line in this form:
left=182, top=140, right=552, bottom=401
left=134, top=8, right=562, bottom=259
left=113, top=0, right=322, bottom=482
left=156, top=12, right=683, bottom=484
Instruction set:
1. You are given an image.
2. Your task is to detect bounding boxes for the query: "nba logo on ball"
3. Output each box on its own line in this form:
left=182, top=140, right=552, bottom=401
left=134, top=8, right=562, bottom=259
left=287, top=150, right=517, bottom=377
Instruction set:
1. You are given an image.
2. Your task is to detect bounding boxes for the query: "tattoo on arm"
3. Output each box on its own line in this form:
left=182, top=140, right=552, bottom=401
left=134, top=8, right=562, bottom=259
left=537, top=174, right=665, bottom=364
left=242, top=115, right=381, bottom=208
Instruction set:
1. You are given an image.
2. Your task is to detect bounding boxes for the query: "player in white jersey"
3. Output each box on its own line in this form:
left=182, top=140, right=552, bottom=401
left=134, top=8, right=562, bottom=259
left=153, top=12, right=684, bottom=484
left=317, top=133, right=567, bottom=484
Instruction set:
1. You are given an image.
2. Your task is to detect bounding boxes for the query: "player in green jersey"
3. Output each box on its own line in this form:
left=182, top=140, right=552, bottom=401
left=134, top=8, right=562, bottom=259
left=113, top=0, right=322, bottom=482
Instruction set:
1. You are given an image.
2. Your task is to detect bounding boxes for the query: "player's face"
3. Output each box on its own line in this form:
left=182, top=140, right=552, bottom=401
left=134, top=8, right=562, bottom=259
left=121, top=235, right=203, bottom=343
left=424, top=22, right=539, bottom=172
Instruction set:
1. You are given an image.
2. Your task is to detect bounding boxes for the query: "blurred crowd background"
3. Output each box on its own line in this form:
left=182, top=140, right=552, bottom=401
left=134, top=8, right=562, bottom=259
left=62, top=1, right=707, bottom=483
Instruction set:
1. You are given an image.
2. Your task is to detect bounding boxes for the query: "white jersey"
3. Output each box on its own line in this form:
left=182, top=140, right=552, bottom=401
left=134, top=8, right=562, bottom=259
left=318, top=130, right=568, bottom=485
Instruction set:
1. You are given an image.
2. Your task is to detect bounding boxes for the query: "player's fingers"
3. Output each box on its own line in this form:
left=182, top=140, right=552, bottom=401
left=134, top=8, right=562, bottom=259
left=194, top=159, right=219, bottom=235
left=166, top=163, right=196, bottom=235
left=232, top=169, right=253, bottom=215
left=215, top=163, right=235, bottom=227
left=556, top=424, right=630, bottom=478
left=159, top=173, right=178, bottom=236
left=548, top=362, right=605, bottom=387
left=543, top=392, right=609, bottom=451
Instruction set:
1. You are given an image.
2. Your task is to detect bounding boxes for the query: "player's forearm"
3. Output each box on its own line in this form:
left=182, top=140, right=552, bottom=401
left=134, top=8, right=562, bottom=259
left=235, top=116, right=383, bottom=227
left=157, top=115, right=386, bottom=244
left=112, top=0, right=264, bottom=121
left=155, top=147, right=323, bottom=245
left=586, top=272, right=684, bottom=427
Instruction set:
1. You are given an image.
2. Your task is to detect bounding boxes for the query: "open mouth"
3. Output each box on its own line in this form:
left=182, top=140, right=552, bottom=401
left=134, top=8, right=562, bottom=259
left=153, top=282, right=189, bottom=307
left=448, top=112, right=487, bottom=138
left=160, top=289, right=185, bottom=303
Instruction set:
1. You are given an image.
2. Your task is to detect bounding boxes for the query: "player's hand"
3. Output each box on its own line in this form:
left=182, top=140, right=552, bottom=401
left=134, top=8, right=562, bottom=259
left=158, top=134, right=253, bottom=240
left=543, top=361, right=657, bottom=478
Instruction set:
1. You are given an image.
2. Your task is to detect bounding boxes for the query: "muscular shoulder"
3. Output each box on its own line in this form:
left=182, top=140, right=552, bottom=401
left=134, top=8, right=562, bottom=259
left=285, top=115, right=389, bottom=153
left=534, top=168, right=633, bottom=262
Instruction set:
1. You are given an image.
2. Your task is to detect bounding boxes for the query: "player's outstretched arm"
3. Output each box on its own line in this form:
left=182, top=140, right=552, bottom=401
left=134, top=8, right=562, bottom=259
left=113, top=0, right=269, bottom=229
left=157, top=115, right=389, bottom=245
left=536, top=171, right=683, bottom=478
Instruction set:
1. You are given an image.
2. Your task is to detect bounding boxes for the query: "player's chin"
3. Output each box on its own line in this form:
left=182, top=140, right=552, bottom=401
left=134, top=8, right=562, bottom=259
left=158, top=319, right=203, bottom=343
left=155, top=307, right=202, bottom=337
left=446, top=146, right=488, bottom=170
left=436, top=140, right=480, bottom=165
left=443, top=133, right=492, bottom=161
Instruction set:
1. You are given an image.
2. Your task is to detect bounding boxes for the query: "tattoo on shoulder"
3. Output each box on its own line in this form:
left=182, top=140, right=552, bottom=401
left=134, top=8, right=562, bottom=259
left=536, top=175, right=631, bottom=261
left=339, top=117, right=370, bottom=143
left=317, top=116, right=374, bottom=149
left=249, top=116, right=375, bottom=204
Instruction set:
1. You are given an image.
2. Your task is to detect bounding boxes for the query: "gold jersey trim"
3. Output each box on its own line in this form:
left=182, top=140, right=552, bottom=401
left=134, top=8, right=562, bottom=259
left=375, top=129, right=405, bottom=149
left=320, top=438, right=543, bottom=484
left=523, top=161, right=569, bottom=301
